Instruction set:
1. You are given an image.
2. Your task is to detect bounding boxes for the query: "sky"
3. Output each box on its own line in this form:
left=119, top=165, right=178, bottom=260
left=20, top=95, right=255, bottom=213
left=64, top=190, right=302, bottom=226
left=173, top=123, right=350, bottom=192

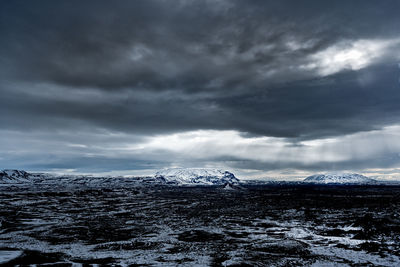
left=1, top=0, right=400, bottom=180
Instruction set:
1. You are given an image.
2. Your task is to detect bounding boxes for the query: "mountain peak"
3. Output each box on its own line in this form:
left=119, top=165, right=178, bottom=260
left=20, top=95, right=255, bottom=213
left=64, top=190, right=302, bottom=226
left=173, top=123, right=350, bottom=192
left=0, top=169, right=31, bottom=183
left=155, top=168, right=240, bottom=185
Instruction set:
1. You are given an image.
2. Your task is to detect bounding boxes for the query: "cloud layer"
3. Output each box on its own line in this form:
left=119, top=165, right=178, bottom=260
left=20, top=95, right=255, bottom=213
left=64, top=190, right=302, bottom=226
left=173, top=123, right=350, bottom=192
left=1, top=0, right=400, bottom=177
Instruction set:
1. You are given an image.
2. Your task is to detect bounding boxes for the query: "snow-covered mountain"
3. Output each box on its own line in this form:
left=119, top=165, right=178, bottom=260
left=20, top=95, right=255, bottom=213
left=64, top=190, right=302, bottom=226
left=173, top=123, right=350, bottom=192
left=0, top=170, right=32, bottom=183
left=155, top=168, right=240, bottom=185
left=303, top=173, right=376, bottom=184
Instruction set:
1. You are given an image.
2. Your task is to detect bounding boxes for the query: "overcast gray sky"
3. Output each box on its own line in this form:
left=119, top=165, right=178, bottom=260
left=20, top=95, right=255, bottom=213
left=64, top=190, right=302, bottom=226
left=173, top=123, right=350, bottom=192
left=1, top=0, right=400, bottom=179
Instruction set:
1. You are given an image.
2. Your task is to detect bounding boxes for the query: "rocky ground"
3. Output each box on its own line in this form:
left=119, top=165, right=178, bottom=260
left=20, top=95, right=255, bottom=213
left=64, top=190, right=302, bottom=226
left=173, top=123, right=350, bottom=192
left=0, top=183, right=400, bottom=266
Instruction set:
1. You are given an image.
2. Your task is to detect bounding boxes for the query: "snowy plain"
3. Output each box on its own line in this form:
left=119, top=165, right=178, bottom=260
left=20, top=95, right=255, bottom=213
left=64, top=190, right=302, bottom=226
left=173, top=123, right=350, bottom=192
left=0, top=170, right=399, bottom=266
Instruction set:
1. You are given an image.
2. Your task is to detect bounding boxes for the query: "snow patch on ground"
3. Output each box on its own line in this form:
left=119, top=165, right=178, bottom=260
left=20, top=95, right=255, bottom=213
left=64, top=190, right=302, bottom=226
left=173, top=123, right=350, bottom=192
left=0, top=250, right=22, bottom=264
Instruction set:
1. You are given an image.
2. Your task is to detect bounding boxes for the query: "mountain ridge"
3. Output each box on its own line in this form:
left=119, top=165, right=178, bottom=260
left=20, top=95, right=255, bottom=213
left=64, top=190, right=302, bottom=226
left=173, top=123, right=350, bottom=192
left=303, top=173, right=376, bottom=184
left=0, top=170, right=32, bottom=183
left=155, top=168, right=240, bottom=185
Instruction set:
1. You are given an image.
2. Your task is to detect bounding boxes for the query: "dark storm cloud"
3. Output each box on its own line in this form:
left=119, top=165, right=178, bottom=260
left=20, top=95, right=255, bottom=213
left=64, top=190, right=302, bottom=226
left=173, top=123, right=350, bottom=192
left=1, top=0, right=400, bottom=174
left=1, top=0, right=400, bottom=138
left=1, top=64, right=399, bottom=139
left=216, top=64, right=400, bottom=139
left=2, top=0, right=400, bottom=91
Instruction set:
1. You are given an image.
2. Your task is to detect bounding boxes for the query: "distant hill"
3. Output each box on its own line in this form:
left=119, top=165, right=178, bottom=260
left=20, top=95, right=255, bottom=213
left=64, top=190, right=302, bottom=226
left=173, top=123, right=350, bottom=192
left=155, top=168, right=240, bottom=185
left=0, top=170, right=32, bottom=183
left=303, top=173, right=376, bottom=184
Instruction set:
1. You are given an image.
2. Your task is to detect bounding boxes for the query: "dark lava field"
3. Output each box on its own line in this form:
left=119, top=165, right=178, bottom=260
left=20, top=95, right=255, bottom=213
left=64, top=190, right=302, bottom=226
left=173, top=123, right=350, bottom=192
left=1, top=183, right=400, bottom=266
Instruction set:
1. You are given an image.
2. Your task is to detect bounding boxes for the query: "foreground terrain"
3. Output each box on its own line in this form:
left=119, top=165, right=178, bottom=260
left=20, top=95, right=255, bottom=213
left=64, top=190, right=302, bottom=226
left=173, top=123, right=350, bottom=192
left=0, top=181, right=400, bottom=266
